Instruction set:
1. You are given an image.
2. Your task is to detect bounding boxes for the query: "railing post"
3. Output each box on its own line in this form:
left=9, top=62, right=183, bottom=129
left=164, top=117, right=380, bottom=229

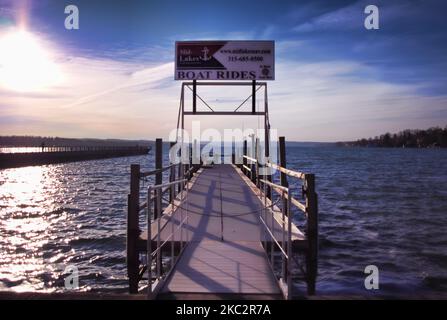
left=127, top=164, right=140, bottom=294
left=154, top=138, right=162, bottom=219
left=305, top=173, right=318, bottom=295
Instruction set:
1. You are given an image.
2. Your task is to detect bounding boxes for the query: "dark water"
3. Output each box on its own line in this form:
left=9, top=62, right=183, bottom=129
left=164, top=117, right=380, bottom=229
left=1, top=146, right=446, bottom=296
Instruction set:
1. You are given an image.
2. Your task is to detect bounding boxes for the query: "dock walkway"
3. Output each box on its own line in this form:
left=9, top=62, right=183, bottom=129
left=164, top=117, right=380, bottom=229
left=159, top=164, right=283, bottom=298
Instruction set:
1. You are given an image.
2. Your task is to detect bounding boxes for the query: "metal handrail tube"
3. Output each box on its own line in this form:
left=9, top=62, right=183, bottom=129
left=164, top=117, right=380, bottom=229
left=150, top=216, right=188, bottom=257
left=243, top=155, right=257, bottom=162
left=259, top=179, right=288, bottom=192
left=269, top=185, right=306, bottom=213
left=141, top=163, right=177, bottom=177
left=266, top=162, right=305, bottom=180
left=139, top=187, right=172, bottom=212
left=259, top=214, right=288, bottom=259
left=150, top=178, right=187, bottom=190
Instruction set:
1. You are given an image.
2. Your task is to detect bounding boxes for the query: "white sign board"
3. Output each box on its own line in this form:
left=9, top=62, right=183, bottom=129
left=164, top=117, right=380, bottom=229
left=175, top=41, right=275, bottom=81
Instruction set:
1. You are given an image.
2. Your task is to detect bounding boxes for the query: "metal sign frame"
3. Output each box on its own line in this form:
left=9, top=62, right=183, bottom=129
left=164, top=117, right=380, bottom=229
left=176, top=80, right=271, bottom=158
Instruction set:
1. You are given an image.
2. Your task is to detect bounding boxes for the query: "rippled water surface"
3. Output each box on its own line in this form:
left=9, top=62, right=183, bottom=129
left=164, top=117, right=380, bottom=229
left=1, top=146, right=446, bottom=295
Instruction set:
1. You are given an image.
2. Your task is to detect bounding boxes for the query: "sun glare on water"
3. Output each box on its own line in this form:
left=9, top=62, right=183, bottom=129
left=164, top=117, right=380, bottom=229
left=0, top=30, right=63, bottom=92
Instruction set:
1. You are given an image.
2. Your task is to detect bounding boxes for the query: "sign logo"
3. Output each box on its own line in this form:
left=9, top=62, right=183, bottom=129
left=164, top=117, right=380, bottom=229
left=200, top=47, right=212, bottom=61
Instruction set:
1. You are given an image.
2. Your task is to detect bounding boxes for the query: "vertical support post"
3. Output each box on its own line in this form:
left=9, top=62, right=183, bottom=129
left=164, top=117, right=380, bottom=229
left=250, top=135, right=256, bottom=182
left=154, top=138, right=163, bottom=219
left=193, top=139, right=199, bottom=170
left=279, top=136, right=288, bottom=213
left=255, top=138, right=260, bottom=187
left=146, top=186, right=152, bottom=299
left=243, top=140, right=247, bottom=176
left=169, top=142, right=176, bottom=203
left=252, top=80, right=256, bottom=114
left=264, top=84, right=270, bottom=158
left=127, top=164, right=140, bottom=293
left=305, top=174, right=318, bottom=295
left=188, top=143, right=192, bottom=179
left=193, top=80, right=197, bottom=114
left=264, top=84, right=272, bottom=200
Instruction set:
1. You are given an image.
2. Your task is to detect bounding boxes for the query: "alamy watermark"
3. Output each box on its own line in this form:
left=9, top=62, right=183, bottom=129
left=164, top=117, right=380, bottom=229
left=364, top=5, right=380, bottom=30
left=45, top=264, right=79, bottom=290
left=364, top=265, right=379, bottom=290
left=168, top=122, right=278, bottom=175
left=64, top=5, right=79, bottom=30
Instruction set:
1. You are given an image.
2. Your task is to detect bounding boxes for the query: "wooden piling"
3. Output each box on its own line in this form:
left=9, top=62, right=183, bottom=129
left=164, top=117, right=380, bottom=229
left=127, top=164, right=140, bottom=293
left=305, top=173, right=318, bottom=295
left=154, top=138, right=163, bottom=219
left=279, top=137, right=289, bottom=213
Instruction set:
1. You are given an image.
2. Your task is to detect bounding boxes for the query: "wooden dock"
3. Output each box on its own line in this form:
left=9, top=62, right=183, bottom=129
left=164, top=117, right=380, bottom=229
left=127, top=137, right=318, bottom=300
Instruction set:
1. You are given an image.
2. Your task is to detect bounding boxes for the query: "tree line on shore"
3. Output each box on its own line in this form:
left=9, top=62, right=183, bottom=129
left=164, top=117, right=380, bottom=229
left=337, top=126, right=447, bottom=148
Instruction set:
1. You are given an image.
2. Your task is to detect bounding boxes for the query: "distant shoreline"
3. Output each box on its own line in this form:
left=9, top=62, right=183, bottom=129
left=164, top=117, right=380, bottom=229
left=337, top=126, right=447, bottom=148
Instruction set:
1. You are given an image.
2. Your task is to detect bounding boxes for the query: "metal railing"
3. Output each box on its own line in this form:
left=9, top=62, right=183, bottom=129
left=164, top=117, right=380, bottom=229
left=239, top=136, right=318, bottom=296
left=146, top=178, right=190, bottom=299
left=127, top=138, right=200, bottom=294
left=259, top=178, right=293, bottom=299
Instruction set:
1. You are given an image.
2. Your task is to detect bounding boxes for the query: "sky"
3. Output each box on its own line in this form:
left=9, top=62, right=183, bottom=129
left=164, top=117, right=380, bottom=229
left=0, top=0, right=446, bottom=142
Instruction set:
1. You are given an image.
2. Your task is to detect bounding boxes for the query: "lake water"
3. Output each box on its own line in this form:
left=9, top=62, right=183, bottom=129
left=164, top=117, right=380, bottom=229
left=1, top=146, right=446, bottom=296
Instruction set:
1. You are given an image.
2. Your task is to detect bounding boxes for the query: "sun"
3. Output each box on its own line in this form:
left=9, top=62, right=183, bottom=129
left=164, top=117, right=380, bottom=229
left=0, top=30, right=63, bottom=92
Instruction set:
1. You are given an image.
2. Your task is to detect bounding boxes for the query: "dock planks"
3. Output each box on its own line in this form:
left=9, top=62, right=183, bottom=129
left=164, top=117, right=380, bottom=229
left=162, top=240, right=280, bottom=295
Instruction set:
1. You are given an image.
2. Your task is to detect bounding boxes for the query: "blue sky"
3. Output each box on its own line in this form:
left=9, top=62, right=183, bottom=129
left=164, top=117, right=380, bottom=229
left=0, top=0, right=446, bottom=141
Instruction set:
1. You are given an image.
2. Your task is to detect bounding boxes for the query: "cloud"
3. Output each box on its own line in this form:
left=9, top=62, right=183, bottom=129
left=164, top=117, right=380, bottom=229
left=292, top=1, right=364, bottom=33
left=1, top=17, right=446, bottom=141
left=267, top=59, right=447, bottom=141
